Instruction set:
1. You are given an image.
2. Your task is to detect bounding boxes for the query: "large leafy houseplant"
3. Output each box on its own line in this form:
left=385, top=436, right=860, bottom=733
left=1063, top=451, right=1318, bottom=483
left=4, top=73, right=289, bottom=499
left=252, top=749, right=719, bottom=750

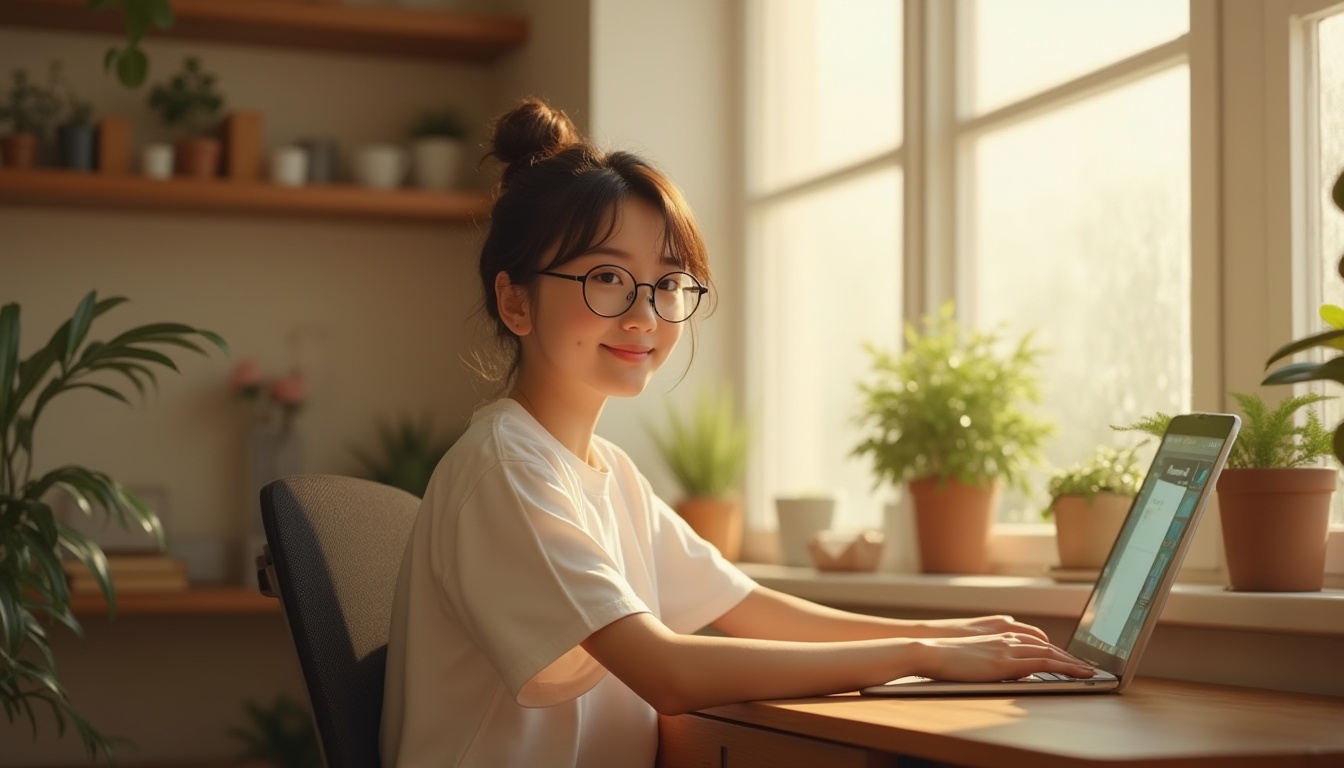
left=0, top=291, right=225, bottom=758
left=852, top=303, right=1053, bottom=573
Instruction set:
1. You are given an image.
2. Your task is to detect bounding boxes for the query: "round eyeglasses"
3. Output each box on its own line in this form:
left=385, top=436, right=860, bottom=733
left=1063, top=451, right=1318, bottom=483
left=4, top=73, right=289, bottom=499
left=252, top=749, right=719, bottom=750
left=535, top=264, right=708, bottom=323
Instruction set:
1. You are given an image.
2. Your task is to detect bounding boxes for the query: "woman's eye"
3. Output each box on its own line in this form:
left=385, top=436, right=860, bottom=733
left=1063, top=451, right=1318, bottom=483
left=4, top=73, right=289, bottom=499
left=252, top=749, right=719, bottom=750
left=656, top=277, right=682, bottom=292
left=591, top=269, right=626, bottom=285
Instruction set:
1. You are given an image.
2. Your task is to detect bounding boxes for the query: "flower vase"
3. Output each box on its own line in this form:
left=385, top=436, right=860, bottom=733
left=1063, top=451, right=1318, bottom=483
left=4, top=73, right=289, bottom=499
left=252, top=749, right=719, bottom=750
left=244, top=425, right=304, bottom=585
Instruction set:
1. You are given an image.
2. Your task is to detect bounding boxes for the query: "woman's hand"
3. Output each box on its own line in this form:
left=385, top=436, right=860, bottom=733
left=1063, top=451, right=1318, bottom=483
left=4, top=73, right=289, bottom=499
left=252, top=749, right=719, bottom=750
left=914, top=632, right=1096, bottom=682
left=915, top=615, right=1052, bottom=643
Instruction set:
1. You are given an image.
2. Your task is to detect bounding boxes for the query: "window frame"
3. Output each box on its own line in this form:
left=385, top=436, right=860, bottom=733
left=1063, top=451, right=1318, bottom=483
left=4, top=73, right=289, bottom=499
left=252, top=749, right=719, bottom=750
left=742, top=0, right=1344, bottom=582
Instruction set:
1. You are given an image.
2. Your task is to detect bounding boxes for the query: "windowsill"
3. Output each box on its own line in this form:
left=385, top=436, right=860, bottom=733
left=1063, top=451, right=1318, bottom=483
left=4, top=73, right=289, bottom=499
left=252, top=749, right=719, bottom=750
left=737, top=562, right=1344, bottom=637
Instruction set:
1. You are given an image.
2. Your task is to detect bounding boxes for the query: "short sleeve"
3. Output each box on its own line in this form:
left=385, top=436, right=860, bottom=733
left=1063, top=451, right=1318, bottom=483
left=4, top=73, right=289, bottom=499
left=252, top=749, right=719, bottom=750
left=444, top=460, right=650, bottom=707
left=649, top=496, right=757, bottom=635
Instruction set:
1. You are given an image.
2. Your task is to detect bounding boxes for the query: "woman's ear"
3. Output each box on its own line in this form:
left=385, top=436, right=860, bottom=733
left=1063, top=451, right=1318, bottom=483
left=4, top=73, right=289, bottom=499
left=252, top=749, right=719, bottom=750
left=495, top=271, right=533, bottom=337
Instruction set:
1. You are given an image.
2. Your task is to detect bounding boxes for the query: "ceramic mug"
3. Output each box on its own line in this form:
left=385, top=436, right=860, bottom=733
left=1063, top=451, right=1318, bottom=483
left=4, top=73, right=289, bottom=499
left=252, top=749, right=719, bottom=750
left=141, top=142, right=174, bottom=180
left=775, top=496, right=837, bottom=568
left=269, top=145, right=309, bottom=187
left=354, top=143, right=408, bottom=190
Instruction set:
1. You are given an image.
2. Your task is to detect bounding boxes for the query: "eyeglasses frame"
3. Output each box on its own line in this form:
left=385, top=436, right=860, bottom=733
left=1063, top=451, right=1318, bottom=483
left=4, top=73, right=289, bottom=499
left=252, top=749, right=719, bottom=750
left=534, top=264, right=709, bottom=323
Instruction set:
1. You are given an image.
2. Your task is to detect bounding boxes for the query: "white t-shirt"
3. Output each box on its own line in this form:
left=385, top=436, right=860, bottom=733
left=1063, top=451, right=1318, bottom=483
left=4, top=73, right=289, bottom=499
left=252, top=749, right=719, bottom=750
left=380, top=399, right=757, bottom=768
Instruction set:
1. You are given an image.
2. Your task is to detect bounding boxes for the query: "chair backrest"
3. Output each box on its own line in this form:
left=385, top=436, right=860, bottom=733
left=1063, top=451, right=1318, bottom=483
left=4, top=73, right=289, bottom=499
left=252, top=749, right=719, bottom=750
left=258, top=474, right=419, bottom=768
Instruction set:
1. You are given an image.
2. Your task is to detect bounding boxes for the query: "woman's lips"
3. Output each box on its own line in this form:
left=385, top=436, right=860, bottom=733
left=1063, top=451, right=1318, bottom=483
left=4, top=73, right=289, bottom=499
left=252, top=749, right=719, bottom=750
left=603, top=344, right=652, bottom=363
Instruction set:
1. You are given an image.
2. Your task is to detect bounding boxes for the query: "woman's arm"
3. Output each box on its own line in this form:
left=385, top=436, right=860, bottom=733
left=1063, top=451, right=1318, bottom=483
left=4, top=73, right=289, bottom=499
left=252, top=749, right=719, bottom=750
left=581, top=611, right=1093, bottom=716
left=711, top=586, right=1054, bottom=643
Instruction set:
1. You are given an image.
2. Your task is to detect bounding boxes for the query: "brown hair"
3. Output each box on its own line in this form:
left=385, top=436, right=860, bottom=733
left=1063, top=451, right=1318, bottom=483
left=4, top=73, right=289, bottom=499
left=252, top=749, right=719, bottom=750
left=473, top=98, right=712, bottom=386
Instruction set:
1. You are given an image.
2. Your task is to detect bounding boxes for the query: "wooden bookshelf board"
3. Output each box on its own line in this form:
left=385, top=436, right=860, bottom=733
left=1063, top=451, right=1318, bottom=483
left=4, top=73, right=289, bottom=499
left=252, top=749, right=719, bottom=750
left=69, top=586, right=280, bottom=617
left=0, top=167, right=493, bottom=222
left=0, top=0, right=528, bottom=62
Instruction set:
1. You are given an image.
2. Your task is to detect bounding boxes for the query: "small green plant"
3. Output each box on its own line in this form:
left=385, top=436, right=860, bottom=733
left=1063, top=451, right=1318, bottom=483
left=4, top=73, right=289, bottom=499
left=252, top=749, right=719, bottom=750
left=0, top=291, right=226, bottom=759
left=852, top=302, right=1054, bottom=492
left=408, top=107, right=469, bottom=139
left=0, top=64, right=63, bottom=136
left=351, top=417, right=459, bottom=497
left=227, top=694, right=320, bottom=768
left=1043, top=443, right=1146, bottom=519
left=88, top=0, right=175, bottom=89
left=649, top=386, right=748, bottom=498
left=1113, top=392, right=1333, bottom=469
left=147, top=56, right=224, bottom=137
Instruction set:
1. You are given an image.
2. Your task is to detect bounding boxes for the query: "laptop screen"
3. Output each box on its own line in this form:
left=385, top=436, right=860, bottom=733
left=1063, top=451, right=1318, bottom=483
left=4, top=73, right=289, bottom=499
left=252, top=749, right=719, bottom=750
left=1067, top=415, right=1238, bottom=676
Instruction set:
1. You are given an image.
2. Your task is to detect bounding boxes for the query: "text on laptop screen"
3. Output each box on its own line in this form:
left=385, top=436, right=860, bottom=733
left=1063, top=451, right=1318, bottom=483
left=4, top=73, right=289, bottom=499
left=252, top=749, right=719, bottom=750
left=1071, top=433, right=1228, bottom=661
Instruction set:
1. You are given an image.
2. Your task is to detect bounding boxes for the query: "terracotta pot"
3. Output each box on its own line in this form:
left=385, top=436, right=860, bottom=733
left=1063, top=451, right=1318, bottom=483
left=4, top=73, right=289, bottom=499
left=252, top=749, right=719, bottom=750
left=675, top=496, right=743, bottom=561
left=175, top=136, right=222, bottom=179
left=1, top=132, right=39, bottom=168
left=1051, top=492, right=1132, bottom=570
left=1216, top=467, right=1336, bottom=592
left=906, top=477, right=1000, bottom=573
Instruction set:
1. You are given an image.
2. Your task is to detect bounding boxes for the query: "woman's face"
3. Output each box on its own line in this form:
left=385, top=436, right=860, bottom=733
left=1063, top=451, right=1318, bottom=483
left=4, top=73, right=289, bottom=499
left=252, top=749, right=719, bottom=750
left=514, top=197, right=688, bottom=404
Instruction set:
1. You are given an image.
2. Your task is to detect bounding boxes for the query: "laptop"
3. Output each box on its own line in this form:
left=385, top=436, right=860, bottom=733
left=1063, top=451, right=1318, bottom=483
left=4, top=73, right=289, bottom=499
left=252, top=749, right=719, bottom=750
left=862, top=412, right=1241, bottom=696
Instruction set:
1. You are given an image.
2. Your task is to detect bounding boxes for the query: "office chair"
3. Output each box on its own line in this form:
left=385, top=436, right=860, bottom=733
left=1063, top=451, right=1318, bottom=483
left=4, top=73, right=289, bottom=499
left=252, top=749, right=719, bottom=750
left=256, top=474, right=419, bottom=768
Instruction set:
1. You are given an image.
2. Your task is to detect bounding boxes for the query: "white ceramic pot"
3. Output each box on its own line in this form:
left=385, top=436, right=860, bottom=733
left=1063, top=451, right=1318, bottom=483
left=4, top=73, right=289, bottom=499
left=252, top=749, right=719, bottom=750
left=775, top=497, right=836, bottom=568
left=411, top=137, right=463, bottom=190
left=269, top=145, right=309, bottom=187
left=141, top=142, right=174, bottom=179
left=354, top=143, right=408, bottom=189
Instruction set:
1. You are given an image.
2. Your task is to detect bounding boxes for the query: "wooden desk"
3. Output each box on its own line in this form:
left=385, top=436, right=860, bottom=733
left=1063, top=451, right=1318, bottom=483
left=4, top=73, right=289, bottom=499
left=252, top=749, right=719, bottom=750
left=658, top=678, right=1344, bottom=767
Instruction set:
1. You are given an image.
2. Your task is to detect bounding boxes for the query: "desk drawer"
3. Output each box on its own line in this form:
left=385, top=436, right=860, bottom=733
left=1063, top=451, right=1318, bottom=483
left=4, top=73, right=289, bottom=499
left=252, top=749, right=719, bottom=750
left=658, top=713, right=891, bottom=768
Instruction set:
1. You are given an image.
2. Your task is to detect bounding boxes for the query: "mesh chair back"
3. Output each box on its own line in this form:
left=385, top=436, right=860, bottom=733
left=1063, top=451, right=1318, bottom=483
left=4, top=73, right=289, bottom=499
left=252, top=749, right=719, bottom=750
left=259, top=474, right=419, bottom=768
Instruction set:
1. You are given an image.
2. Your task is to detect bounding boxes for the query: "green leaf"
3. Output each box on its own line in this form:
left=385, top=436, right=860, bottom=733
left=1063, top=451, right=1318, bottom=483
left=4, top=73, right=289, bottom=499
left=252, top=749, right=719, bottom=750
left=1319, top=304, right=1344, bottom=330
left=115, top=47, right=149, bottom=89
left=64, top=292, right=97, bottom=369
left=1263, top=328, right=1344, bottom=367
left=150, top=0, right=174, bottom=29
left=1262, top=358, right=1344, bottom=386
left=0, top=303, right=19, bottom=430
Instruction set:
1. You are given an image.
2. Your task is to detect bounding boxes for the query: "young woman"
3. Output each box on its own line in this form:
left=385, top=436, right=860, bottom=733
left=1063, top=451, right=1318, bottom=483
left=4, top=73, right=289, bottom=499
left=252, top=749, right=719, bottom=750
left=380, top=98, right=1094, bottom=768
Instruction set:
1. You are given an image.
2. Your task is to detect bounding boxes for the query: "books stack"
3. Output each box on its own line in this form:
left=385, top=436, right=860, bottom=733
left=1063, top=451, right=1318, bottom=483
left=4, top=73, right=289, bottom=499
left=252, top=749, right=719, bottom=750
left=62, top=554, right=190, bottom=594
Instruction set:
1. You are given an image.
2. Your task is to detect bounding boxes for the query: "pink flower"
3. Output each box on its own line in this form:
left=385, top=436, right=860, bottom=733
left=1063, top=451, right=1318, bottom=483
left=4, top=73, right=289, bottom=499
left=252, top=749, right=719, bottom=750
left=269, top=372, right=306, bottom=409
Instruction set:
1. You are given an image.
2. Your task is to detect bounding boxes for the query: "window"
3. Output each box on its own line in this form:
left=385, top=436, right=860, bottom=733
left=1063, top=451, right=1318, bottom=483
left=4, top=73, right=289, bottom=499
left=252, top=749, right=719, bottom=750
left=1309, top=8, right=1344, bottom=525
left=745, top=0, right=903, bottom=533
left=746, top=0, right=1194, bottom=534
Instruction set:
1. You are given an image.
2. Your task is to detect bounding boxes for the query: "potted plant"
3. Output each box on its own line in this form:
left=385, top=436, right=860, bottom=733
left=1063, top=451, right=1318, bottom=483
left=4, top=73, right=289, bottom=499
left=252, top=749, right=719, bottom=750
left=852, top=303, right=1053, bottom=574
left=648, top=386, right=749, bottom=560
left=407, top=107, right=468, bottom=190
left=0, top=64, right=63, bottom=168
left=1044, top=443, right=1146, bottom=572
left=55, top=66, right=97, bottom=172
left=147, top=56, right=226, bottom=178
left=1116, top=392, right=1336, bottom=591
left=351, top=416, right=460, bottom=497
left=0, top=291, right=226, bottom=759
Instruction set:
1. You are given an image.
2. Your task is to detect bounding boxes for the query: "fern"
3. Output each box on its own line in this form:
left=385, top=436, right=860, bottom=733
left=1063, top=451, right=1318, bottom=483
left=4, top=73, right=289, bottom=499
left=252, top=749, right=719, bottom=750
left=1114, top=392, right=1333, bottom=469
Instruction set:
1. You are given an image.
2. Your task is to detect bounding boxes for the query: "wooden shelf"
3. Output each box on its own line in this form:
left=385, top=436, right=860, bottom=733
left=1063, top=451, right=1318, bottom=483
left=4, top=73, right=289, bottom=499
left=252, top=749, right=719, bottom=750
left=69, top=586, right=280, bottom=617
left=0, top=0, right=528, bottom=63
left=0, top=167, right=492, bottom=222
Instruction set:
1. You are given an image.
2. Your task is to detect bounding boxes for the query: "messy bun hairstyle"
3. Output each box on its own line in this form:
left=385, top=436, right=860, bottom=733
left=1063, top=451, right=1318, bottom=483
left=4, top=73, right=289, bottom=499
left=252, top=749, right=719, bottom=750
left=474, top=98, right=712, bottom=386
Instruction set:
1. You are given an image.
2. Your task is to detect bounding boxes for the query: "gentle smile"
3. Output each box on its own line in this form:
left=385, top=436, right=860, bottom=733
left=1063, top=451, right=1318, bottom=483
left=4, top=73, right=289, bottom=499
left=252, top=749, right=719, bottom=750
left=603, top=344, right=652, bottom=362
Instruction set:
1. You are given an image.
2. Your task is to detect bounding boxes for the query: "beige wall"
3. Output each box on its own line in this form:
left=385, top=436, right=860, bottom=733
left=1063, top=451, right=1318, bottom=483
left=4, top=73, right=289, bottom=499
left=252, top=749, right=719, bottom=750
left=2, top=3, right=741, bottom=763
left=0, top=21, right=505, bottom=767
